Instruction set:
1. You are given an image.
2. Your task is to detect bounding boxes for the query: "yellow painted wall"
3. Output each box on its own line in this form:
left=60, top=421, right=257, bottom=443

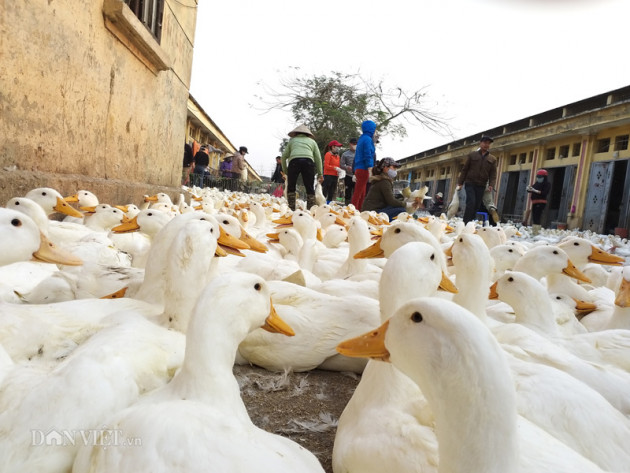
left=400, top=97, right=630, bottom=229
left=0, top=0, right=197, bottom=204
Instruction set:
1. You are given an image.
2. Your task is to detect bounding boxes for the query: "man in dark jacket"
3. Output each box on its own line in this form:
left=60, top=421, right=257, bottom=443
left=456, top=136, right=497, bottom=224
left=340, top=138, right=357, bottom=205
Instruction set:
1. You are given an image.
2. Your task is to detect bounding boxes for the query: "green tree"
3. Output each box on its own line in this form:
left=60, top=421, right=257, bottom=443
left=260, top=70, right=449, bottom=153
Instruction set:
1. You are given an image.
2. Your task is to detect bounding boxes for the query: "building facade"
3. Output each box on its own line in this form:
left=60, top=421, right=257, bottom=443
left=398, top=86, right=630, bottom=235
left=1, top=0, right=198, bottom=204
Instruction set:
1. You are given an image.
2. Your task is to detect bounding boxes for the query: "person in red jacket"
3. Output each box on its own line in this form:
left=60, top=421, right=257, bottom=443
left=322, top=140, right=343, bottom=203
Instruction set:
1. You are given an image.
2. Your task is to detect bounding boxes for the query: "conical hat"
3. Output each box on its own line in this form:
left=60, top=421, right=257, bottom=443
left=288, top=124, right=314, bottom=138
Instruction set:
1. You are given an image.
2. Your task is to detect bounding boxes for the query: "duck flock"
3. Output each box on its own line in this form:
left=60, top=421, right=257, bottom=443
left=0, top=184, right=629, bottom=473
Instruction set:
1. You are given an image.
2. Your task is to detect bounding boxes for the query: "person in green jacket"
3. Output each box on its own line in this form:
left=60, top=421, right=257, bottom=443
left=281, top=124, right=323, bottom=210
left=362, top=157, right=406, bottom=221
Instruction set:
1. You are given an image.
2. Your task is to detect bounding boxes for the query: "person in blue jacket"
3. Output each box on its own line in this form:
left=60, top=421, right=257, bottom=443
left=351, top=120, right=377, bottom=209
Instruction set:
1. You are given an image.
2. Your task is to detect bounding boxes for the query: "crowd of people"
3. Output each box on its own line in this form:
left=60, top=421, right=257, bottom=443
left=183, top=124, right=553, bottom=230
left=182, top=143, right=249, bottom=189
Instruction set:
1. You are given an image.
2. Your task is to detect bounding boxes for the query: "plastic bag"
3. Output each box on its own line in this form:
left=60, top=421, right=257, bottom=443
left=446, top=188, right=460, bottom=218
left=272, top=184, right=284, bottom=197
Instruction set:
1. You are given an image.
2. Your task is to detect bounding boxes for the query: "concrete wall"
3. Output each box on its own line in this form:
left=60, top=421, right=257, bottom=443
left=0, top=0, right=197, bottom=205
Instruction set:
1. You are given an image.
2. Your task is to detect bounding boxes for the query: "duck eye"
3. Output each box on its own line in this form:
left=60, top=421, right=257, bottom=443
left=11, top=218, right=21, bottom=227
left=574, top=242, right=579, bottom=246
left=14, top=202, right=19, bottom=206
left=459, top=237, right=463, bottom=242
left=556, top=296, right=561, bottom=300
left=148, top=213, right=153, bottom=216
left=254, top=283, right=262, bottom=291
left=410, top=312, right=423, bottom=323
left=430, top=253, right=435, bottom=260
left=394, top=228, right=401, bottom=234
left=508, top=249, right=513, bottom=253
left=42, top=192, right=47, bottom=196
left=508, top=276, right=514, bottom=282
left=553, top=250, right=558, bottom=254
left=223, top=220, right=229, bottom=224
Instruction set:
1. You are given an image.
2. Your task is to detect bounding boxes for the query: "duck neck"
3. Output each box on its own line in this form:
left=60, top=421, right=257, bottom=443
left=606, top=306, right=630, bottom=330
left=453, top=266, right=491, bottom=323
left=169, top=311, right=250, bottom=422
left=424, top=335, right=518, bottom=473
left=512, top=294, right=558, bottom=336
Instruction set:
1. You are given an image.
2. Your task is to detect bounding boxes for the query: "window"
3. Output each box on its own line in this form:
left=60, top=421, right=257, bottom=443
left=103, top=0, right=169, bottom=73
left=509, top=154, right=517, bottom=165
left=615, top=135, right=629, bottom=151
left=546, top=148, right=556, bottom=160
left=572, top=142, right=581, bottom=157
left=519, top=153, right=526, bottom=164
left=597, top=138, right=610, bottom=153
left=125, top=0, right=164, bottom=41
left=558, top=145, right=569, bottom=159
left=528, top=151, right=534, bottom=163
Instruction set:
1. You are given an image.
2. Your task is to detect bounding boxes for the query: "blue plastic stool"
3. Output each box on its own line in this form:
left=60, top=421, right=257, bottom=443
left=475, top=212, right=488, bottom=223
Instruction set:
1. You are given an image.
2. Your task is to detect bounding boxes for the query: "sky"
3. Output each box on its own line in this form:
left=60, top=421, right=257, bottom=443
left=189, top=0, right=630, bottom=179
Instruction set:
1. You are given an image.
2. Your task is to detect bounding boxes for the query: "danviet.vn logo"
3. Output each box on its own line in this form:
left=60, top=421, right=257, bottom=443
left=31, top=428, right=142, bottom=447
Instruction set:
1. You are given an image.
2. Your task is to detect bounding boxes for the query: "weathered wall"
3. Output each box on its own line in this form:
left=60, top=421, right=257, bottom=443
left=0, top=0, right=197, bottom=205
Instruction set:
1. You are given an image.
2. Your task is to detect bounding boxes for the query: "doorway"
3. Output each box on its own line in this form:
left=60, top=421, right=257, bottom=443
left=497, top=170, right=530, bottom=222
left=582, top=159, right=630, bottom=234
left=542, top=165, right=576, bottom=228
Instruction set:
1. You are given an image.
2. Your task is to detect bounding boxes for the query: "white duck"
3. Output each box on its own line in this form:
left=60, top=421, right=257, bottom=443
left=0, top=213, right=239, bottom=361
left=0, top=208, right=83, bottom=301
left=338, top=297, right=609, bottom=473
left=62, top=189, right=100, bottom=223
left=0, top=208, right=83, bottom=268
left=72, top=273, right=325, bottom=473
left=7, top=197, right=131, bottom=268
left=512, top=245, right=592, bottom=301
left=491, top=271, right=630, bottom=414
left=333, top=242, right=456, bottom=473
left=490, top=243, right=525, bottom=281
left=558, top=236, right=625, bottom=269
left=0, top=311, right=184, bottom=473
left=449, top=232, right=494, bottom=321
left=333, top=216, right=381, bottom=282
left=598, top=265, right=630, bottom=330
left=476, top=225, right=506, bottom=249
left=237, top=278, right=379, bottom=373
left=24, top=187, right=84, bottom=220
left=354, top=221, right=445, bottom=270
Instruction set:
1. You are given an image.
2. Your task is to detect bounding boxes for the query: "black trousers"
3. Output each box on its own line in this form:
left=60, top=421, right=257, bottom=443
left=531, top=203, right=546, bottom=224
left=286, top=158, right=315, bottom=195
left=322, top=175, right=338, bottom=202
left=344, top=175, right=355, bottom=204
left=463, top=183, right=485, bottom=224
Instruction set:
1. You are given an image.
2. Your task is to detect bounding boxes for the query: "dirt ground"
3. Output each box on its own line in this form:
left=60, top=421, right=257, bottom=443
left=234, top=365, right=360, bottom=473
